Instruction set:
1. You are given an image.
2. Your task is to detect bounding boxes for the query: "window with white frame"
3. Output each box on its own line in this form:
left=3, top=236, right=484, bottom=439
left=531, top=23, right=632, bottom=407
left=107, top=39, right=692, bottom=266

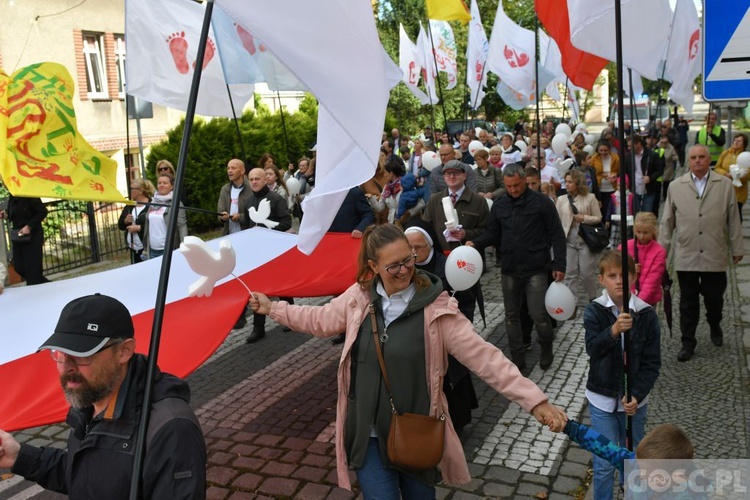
left=82, top=33, right=108, bottom=98
left=114, top=34, right=126, bottom=98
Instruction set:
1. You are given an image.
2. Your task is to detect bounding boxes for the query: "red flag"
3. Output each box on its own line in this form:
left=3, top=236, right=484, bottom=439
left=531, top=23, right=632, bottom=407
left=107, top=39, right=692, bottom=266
left=534, top=0, right=607, bottom=91
left=0, top=231, right=361, bottom=431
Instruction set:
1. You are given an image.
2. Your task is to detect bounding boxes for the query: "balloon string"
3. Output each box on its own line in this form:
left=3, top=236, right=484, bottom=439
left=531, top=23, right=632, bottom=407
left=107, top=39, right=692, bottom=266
left=231, top=272, right=255, bottom=299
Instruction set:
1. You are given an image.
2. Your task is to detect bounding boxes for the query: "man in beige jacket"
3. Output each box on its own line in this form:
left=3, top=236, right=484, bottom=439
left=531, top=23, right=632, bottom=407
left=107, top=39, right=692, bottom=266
left=659, top=145, right=744, bottom=362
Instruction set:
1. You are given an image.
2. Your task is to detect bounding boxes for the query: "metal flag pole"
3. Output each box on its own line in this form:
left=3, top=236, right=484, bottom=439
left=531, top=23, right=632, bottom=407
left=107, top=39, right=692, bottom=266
left=276, top=91, right=292, bottom=164
left=534, top=15, right=542, bottom=169
left=613, top=0, right=634, bottom=451
left=128, top=1, right=216, bottom=498
left=226, top=84, right=246, bottom=161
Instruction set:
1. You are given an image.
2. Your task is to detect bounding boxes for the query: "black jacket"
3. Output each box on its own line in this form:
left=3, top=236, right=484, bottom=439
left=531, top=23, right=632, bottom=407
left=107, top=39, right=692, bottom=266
left=12, top=355, right=206, bottom=499
left=118, top=203, right=149, bottom=245
left=624, top=148, right=664, bottom=196
left=6, top=195, right=47, bottom=232
left=328, top=187, right=375, bottom=233
left=248, top=185, right=292, bottom=232
left=472, top=188, right=566, bottom=276
left=583, top=295, right=661, bottom=409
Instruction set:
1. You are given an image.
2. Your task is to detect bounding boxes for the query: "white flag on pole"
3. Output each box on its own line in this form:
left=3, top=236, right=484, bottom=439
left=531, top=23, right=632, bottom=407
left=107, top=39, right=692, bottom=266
left=399, top=24, right=431, bottom=104
left=429, top=20, right=459, bottom=90
left=567, top=0, right=672, bottom=81
left=466, top=0, right=489, bottom=109
left=416, top=23, right=440, bottom=103
left=665, top=0, right=701, bottom=113
left=125, top=0, right=254, bottom=118
left=539, top=29, right=565, bottom=102
left=216, top=0, right=390, bottom=256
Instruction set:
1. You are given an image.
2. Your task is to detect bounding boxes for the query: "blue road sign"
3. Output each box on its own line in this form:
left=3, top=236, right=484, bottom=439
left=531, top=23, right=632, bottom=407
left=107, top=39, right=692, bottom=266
left=703, top=0, right=750, bottom=101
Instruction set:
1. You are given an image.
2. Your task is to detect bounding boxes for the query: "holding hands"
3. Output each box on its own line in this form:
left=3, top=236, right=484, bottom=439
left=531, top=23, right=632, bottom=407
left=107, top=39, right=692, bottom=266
left=532, top=402, right=568, bottom=432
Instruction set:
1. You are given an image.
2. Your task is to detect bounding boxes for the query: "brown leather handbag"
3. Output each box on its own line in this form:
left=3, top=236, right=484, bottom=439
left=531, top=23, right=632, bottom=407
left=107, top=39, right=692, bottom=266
left=368, top=304, right=446, bottom=471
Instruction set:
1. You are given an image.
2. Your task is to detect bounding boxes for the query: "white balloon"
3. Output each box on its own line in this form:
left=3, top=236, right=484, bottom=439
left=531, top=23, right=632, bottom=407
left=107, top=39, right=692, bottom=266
left=285, top=177, right=301, bottom=196
left=469, top=140, right=484, bottom=157
left=555, top=123, right=572, bottom=137
left=575, top=123, right=588, bottom=133
left=551, top=133, right=569, bottom=155
left=583, top=144, right=595, bottom=155
left=422, top=151, right=441, bottom=171
left=545, top=282, right=576, bottom=321
left=475, top=127, right=482, bottom=136
left=584, top=134, right=595, bottom=145
left=514, top=140, right=528, bottom=153
left=445, top=246, right=484, bottom=291
left=737, top=151, right=750, bottom=169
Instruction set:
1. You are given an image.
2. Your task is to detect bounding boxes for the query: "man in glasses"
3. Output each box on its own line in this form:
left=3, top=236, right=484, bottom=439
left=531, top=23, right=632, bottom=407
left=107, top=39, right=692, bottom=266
left=429, top=142, right=478, bottom=195
left=0, top=294, right=206, bottom=498
left=423, top=160, right=489, bottom=252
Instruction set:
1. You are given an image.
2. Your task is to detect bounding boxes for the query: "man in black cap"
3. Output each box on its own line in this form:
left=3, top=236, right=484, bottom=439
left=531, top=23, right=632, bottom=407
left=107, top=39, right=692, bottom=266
left=0, top=294, right=206, bottom=499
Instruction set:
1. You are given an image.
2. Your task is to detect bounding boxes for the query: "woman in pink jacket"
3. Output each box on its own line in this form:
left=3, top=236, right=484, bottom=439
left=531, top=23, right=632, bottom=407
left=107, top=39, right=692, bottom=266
left=249, top=224, right=567, bottom=498
left=621, top=212, right=667, bottom=306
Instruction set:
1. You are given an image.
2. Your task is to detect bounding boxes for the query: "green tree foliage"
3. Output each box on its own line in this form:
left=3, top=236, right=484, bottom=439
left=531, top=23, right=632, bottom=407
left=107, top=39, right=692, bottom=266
left=146, top=96, right=318, bottom=233
left=377, top=0, right=535, bottom=133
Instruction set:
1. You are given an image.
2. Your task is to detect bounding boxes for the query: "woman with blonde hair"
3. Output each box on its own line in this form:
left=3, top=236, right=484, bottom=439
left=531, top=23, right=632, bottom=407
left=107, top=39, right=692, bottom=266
left=249, top=224, right=567, bottom=498
left=144, top=173, right=187, bottom=259
left=590, top=141, right=620, bottom=223
left=715, top=133, right=749, bottom=221
left=556, top=169, right=603, bottom=301
left=621, top=211, right=666, bottom=307
left=118, top=178, right=155, bottom=264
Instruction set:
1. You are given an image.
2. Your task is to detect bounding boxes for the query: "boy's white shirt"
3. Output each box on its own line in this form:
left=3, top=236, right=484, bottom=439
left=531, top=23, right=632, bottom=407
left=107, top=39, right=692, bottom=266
left=586, top=289, right=651, bottom=412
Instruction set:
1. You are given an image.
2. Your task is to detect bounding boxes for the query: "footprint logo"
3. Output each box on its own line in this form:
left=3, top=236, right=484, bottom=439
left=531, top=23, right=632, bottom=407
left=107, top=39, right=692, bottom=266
left=235, top=23, right=266, bottom=55
left=167, top=31, right=190, bottom=74
left=192, top=37, right=216, bottom=70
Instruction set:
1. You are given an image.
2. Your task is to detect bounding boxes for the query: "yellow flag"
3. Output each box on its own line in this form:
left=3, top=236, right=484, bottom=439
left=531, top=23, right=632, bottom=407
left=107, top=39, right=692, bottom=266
left=426, top=0, right=471, bottom=23
left=0, top=62, right=127, bottom=202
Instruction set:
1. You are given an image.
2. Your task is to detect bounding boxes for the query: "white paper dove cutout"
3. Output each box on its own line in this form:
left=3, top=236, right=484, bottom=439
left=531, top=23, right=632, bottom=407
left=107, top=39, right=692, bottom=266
left=248, top=198, right=279, bottom=229
left=555, top=157, right=574, bottom=175
left=180, top=236, right=239, bottom=297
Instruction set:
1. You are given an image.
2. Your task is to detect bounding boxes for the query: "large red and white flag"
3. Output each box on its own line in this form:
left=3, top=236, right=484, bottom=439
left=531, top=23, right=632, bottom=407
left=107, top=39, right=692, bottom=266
left=535, top=0, right=607, bottom=91
left=665, top=0, right=701, bottom=113
left=399, top=24, right=431, bottom=105
left=567, top=0, right=673, bottom=81
left=0, top=230, right=360, bottom=431
left=429, top=20, right=459, bottom=90
left=466, top=0, right=489, bottom=110
left=416, top=23, right=440, bottom=104
left=216, top=0, right=389, bottom=254
left=125, top=0, right=254, bottom=117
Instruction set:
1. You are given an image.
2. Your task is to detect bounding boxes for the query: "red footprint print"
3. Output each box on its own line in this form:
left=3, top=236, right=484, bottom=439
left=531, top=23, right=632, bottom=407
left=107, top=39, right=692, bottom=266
left=167, top=31, right=190, bottom=74
left=235, top=23, right=266, bottom=55
left=193, top=37, right=215, bottom=70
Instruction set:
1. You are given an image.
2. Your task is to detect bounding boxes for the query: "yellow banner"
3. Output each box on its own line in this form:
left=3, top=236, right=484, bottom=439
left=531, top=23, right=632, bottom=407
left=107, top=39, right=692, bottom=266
left=0, top=62, right=127, bottom=203
left=426, top=0, right=471, bottom=23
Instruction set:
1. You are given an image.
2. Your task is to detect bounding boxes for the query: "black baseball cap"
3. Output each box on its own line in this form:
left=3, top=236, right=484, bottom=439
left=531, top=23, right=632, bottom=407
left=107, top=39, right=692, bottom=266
left=38, top=294, right=134, bottom=357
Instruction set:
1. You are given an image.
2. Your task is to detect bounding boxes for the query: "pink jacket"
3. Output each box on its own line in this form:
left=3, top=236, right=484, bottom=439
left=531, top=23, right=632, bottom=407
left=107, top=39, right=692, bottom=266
left=270, top=282, right=548, bottom=490
left=623, top=238, right=667, bottom=306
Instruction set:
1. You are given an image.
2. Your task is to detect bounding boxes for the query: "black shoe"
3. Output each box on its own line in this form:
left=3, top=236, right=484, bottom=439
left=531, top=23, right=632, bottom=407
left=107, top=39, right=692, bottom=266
left=232, top=315, right=247, bottom=330
left=512, top=355, right=526, bottom=371
left=540, top=345, right=554, bottom=370
left=330, top=332, right=346, bottom=345
left=246, top=328, right=265, bottom=344
left=677, top=348, right=693, bottom=362
left=710, top=326, right=723, bottom=346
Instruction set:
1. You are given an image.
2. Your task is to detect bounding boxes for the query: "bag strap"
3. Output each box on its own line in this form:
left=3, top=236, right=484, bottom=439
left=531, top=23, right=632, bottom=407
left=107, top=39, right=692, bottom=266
left=566, top=194, right=579, bottom=215
left=369, top=304, right=397, bottom=414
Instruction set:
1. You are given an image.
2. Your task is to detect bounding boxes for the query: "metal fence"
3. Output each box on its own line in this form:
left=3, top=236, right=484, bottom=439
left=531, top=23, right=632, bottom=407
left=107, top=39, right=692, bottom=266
left=2, top=200, right=128, bottom=277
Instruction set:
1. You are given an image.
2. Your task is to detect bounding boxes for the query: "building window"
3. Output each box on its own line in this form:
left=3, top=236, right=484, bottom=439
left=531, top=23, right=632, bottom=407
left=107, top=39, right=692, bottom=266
left=114, top=35, right=126, bottom=98
left=82, top=33, right=108, bottom=98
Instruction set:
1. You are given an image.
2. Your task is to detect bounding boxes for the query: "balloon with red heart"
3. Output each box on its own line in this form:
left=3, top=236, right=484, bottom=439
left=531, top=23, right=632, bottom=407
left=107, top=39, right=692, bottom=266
left=445, top=246, right=483, bottom=291
left=545, top=282, right=576, bottom=321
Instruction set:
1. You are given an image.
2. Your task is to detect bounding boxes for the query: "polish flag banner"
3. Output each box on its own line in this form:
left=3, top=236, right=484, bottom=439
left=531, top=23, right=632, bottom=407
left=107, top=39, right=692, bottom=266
left=416, top=23, right=440, bottom=103
left=0, top=230, right=360, bottom=431
left=125, top=0, right=254, bottom=117
left=567, top=0, right=673, bottom=81
left=466, top=0, right=489, bottom=110
left=665, top=0, right=701, bottom=114
left=429, top=20, right=459, bottom=90
left=399, top=24, right=431, bottom=105
left=535, top=0, right=607, bottom=91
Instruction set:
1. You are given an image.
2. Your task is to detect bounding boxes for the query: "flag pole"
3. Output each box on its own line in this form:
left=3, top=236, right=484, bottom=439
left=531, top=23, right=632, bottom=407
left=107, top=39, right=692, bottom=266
left=226, top=85, right=246, bottom=161
left=655, top=1, right=680, bottom=124
left=129, top=1, right=216, bottom=498
left=534, top=15, right=542, bottom=169
left=426, top=21, right=449, bottom=128
left=276, top=91, right=292, bottom=164
left=613, top=0, right=634, bottom=452
left=562, top=79, right=569, bottom=123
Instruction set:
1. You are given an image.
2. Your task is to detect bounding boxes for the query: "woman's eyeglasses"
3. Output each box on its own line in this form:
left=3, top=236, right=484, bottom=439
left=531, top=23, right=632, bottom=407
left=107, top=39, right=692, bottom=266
left=384, top=254, right=417, bottom=276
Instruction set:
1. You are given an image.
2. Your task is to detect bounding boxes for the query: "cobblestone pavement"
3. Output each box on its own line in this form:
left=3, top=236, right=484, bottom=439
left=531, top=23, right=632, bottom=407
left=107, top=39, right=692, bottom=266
left=3, top=219, right=750, bottom=499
